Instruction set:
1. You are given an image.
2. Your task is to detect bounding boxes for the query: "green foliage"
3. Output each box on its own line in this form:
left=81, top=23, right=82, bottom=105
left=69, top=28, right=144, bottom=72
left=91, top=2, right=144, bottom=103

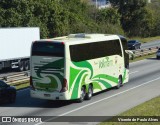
left=146, top=0, right=160, bottom=36
left=126, top=7, right=154, bottom=37
left=0, top=0, right=124, bottom=38
left=110, top=0, right=160, bottom=37
left=97, top=8, right=121, bottom=25
left=1, top=0, right=159, bottom=38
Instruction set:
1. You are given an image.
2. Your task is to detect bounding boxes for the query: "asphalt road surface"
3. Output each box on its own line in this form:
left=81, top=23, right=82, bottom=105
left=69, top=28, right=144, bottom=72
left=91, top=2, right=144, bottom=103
left=0, top=57, right=160, bottom=125
left=141, top=40, right=160, bottom=49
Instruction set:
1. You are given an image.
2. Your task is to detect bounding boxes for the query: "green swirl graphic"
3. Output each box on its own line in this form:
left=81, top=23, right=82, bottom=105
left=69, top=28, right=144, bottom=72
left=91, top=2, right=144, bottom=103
left=36, top=58, right=64, bottom=78
left=72, top=61, right=93, bottom=79
left=35, top=75, right=58, bottom=91
left=34, top=58, right=64, bottom=91
left=70, top=60, right=127, bottom=99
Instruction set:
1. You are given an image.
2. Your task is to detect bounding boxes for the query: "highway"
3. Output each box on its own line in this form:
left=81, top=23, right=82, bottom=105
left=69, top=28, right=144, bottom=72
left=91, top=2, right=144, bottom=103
left=0, top=57, right=160, bottom=125
left=141, top=40, right=160, bottom=49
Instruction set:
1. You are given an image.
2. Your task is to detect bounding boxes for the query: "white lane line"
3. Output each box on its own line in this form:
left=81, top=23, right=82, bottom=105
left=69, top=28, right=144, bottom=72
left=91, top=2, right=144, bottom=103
left=129, top=71, right=139, bottom=75
left=35, top=76, right=160, bottom=125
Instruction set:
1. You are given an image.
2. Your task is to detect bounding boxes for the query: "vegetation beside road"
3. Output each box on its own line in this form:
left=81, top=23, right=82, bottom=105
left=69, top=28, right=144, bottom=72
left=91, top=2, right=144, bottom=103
left=100, top=96, right=160, bottom=125
left=10, top=80, right=29, bottom=90
left=0, top=0, right=160, bottom=38
left=14, top=82, right=29, bottom=90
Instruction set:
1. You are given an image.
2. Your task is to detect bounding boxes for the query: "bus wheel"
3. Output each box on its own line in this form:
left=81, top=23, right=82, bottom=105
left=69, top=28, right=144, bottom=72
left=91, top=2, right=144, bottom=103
left=78, top=86, right=86, bottom=102
left=116, top=76, right=122, bottom=89
left=85, top=84, right=93, bottom=100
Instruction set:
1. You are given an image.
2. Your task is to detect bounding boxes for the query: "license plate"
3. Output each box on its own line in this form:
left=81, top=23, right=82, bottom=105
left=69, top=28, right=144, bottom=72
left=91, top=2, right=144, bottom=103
left=44, top=94, right=51, bottom=97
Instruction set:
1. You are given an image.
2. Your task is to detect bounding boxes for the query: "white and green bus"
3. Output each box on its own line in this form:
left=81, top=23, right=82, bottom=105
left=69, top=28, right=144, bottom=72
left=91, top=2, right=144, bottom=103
left=30, top=34, right=129, bottom=102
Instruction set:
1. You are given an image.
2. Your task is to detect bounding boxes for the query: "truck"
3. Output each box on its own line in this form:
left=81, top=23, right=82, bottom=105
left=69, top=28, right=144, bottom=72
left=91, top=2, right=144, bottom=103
left=0, top=27, right=40, bottom=71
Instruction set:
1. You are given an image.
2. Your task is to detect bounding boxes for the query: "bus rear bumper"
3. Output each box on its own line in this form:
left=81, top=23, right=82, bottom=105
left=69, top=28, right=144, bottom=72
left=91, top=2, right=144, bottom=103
left=30, top=90, right=69, bottom=100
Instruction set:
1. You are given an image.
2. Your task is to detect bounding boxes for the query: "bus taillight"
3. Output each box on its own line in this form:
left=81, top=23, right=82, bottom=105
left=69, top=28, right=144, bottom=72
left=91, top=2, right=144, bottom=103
left=60, top=78, right=68, bottom=92
left=30, top=76, right=35, bottom=90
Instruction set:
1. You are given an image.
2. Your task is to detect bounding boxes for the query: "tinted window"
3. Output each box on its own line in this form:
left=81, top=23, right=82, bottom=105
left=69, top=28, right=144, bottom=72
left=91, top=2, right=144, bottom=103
left=128, top=40, right=136, bottom=43
left=70, top=40, right=122, bottom=62
left=32, top=42, right=64, bottom=57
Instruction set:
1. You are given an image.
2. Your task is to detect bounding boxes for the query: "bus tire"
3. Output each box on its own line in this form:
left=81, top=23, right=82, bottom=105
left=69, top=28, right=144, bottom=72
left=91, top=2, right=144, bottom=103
left=85, top=84, right=93, bottom=100
left=77, top=86, right=86, bottom=103
left=116, top=76, right=122, bottom=89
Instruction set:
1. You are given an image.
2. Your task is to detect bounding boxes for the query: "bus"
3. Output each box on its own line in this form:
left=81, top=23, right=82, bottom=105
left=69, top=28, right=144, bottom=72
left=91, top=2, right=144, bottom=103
left=30, top=33, right=129, bottom=102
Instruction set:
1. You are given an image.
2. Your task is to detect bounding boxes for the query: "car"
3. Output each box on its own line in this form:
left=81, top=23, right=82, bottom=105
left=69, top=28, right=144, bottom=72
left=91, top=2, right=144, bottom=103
left=0, top=80, right=16, bottom=103
left=128, top=40, right=141, bottom=50
left=156, top=48, right=160, bottom=59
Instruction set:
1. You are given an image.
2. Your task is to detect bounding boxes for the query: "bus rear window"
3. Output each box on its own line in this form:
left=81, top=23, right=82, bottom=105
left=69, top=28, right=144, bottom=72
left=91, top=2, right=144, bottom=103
left=32, top=42, right=64, bottom=57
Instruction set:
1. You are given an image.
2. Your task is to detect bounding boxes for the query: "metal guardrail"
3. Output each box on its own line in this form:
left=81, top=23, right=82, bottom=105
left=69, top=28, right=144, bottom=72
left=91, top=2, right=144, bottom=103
left=130, top=46, right=159, bottom=59
left=0, top=71, right=30, bottom=85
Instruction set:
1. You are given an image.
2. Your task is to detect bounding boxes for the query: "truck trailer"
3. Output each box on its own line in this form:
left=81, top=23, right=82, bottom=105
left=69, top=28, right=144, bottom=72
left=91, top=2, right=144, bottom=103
left=0, top=27, right=40, bottom=71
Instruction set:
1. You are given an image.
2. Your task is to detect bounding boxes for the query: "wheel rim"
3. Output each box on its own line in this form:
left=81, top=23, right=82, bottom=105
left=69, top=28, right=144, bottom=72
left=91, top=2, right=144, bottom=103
left=120, top=78, right=122, bottom=84
left=88, top=86, right=92, bottom=98
left=118, top=77, right=122, bottom=88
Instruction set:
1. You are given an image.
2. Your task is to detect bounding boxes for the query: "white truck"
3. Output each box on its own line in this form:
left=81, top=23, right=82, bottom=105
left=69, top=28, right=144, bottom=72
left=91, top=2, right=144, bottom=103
left=0, top=27, right=40, bottom=71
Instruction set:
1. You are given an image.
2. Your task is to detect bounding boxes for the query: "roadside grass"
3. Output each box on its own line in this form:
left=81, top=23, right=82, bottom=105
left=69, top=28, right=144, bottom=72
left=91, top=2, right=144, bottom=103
left=14, top=82, right=29, bottom=90
left=128, top=36, right=160, bottom=43
left=10, top=80, right=29, bottom=90
left=100, top=96, right=160, bottom=125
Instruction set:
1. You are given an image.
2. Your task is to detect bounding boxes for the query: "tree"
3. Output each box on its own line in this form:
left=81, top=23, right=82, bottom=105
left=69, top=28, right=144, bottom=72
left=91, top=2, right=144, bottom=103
left=110, top=0, right=152, bottom=37
left=97, top=8, right=120, bottom=25
left=0, top=0, right=124, bottom=38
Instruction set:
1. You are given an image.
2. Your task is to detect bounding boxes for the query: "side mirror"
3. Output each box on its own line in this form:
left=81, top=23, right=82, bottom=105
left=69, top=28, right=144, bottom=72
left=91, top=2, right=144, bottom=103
left=125, top=50, right=134, bottom=60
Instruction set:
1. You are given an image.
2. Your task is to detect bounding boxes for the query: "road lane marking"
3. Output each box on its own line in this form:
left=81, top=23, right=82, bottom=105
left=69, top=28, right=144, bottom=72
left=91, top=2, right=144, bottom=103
left=129, top=71, right=139, bottom=75
left=35, top=76, right=160, bottom=125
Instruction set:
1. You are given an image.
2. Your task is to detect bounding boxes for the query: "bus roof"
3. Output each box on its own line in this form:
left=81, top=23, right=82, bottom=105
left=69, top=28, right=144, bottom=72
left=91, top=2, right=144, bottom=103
left=37, top=33, right=121, bottom=44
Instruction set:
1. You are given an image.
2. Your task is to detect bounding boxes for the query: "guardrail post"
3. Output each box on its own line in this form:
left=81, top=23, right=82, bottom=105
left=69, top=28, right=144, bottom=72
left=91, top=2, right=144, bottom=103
left=131, top=54, right=134, bottom=60
left=3, top=76, right=7, bottom=81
